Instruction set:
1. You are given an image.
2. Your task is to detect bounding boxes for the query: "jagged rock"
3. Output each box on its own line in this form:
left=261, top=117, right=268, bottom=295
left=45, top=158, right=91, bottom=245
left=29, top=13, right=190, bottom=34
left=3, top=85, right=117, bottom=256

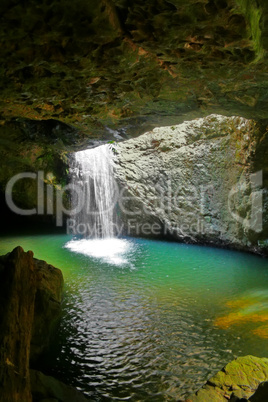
left=184, top=355, right=268, bottom=401
left=0, top=246, right=37, bottom=402
left=0, top=246, right=64, bottom=402
left=30, top=370, right=89, bottom=402
left=30, top=257, right=64, bottom=363
left=114, top=114, right=268, bottom=254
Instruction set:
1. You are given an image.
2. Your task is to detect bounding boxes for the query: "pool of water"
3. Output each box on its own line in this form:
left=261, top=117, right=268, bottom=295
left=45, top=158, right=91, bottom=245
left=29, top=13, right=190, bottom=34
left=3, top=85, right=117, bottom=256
left=0, top=234, right=268, bottom=401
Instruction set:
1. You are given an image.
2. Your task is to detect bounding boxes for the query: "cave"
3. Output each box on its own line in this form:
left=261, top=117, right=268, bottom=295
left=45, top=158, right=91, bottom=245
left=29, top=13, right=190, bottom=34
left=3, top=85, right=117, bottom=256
left=0, top=1, right=268, bottom=401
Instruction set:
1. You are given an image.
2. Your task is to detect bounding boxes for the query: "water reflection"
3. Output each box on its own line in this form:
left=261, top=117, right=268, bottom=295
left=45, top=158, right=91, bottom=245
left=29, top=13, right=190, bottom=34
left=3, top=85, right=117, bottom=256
left=215, top=289, right=268, bottom=338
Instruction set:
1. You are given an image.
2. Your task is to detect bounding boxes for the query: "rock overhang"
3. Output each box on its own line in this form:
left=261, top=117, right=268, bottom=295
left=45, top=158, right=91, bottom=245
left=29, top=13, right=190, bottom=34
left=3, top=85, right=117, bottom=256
left=0, top=0, right=268, bottom=139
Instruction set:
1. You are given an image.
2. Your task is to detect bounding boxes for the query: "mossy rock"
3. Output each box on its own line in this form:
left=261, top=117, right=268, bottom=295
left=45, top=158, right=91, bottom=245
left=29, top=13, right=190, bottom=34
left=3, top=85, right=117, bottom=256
left=185, top=355, right=268, bottom=401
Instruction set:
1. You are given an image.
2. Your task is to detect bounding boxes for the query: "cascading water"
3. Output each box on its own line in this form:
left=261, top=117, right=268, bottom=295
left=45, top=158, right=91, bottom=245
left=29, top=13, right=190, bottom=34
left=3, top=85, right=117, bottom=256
left=66, top=144, right=132, bottom=265
left=70, top=144, right=118, bottom=239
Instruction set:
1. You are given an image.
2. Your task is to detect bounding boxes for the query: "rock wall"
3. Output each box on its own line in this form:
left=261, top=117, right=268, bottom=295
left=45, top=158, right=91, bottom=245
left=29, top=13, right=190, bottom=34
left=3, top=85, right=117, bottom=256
left=114, top=114, right=268, bottom=255
left=0, top=246, right=64, bottom=402
left=1, top=0, right=268, bottom=129
left=31, top=256, right=64, bottom=363
left=0, top=247, right=37, bottom=402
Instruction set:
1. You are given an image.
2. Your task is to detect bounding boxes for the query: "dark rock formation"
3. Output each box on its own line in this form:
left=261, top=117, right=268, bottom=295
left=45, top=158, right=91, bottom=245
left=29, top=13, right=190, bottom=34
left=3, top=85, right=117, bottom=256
left=184, top=355, right=268, bottom=401
left=31, top=257, right=64, bottom=363
left=30, top=370, right=89, bottom=402
left=114, top=114, right=268, bottom=254
left=0, top=246, right=37, bottom=402
left=0, top=246, right=64, bottom=402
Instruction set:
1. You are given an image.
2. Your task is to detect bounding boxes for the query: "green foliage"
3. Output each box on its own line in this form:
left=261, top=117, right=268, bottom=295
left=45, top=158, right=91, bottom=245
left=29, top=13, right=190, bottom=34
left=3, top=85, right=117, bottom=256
left=234, top=0, right=264, bottom=60
left=108, top=141, right=118, bottom=155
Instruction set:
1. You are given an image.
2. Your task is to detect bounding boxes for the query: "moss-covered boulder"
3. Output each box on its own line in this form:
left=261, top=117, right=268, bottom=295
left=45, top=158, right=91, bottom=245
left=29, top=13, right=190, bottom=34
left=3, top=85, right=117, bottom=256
left=185, top=355, right=268, bottom=401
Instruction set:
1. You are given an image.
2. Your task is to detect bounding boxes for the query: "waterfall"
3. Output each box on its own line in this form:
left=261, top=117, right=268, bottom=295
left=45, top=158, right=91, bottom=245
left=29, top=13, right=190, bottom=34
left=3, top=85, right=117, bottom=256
left=66, top=144, right=133, bottom=266
left=70, top=144, right=118, bottom=238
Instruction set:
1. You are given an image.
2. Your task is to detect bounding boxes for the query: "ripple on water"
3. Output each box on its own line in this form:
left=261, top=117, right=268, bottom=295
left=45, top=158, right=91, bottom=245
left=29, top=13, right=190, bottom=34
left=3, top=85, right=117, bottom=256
left=51, top=283, right=237, bottom=400
left=18, top=236, right=268, bottom=401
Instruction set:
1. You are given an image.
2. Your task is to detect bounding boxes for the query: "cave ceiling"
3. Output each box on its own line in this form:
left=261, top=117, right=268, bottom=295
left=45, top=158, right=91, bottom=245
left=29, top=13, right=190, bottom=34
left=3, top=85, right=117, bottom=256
left=0, top=0, right=268, bottom=140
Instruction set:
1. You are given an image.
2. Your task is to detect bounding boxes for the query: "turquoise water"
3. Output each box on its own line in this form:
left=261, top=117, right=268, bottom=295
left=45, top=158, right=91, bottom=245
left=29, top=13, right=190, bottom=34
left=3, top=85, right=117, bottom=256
left=1, top=234, right=268, bottom=401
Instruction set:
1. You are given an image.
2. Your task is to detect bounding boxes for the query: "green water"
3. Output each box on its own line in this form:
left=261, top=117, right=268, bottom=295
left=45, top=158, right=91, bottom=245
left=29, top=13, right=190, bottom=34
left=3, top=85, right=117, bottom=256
left=1, top=234, right=268, bottom=401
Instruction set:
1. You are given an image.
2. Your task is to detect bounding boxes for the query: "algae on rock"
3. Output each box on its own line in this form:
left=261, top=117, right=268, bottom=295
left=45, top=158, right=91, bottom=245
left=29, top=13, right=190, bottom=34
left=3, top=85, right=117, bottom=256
left=184, top=355, right=268, bottom=401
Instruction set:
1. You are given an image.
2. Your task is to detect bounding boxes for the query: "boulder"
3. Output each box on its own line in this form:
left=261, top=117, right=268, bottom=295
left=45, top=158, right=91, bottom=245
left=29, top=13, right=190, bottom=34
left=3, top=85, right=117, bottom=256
left=114, top=114, right=268, bottom=255
left=184, top=355, right=268, bottom=401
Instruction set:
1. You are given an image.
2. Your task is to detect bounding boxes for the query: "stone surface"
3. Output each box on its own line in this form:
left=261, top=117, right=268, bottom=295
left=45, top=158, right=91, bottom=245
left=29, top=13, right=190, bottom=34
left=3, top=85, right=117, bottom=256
left=30, top=370, right=89, bottom=402
left=114, top=114, right=268, bottom=254
left=184, top=355, right=268, bottom=401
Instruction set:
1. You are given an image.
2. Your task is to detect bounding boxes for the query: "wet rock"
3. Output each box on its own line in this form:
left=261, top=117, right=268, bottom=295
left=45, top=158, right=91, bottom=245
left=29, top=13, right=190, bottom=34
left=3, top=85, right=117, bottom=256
left=0, top=116, right=121, bottom=222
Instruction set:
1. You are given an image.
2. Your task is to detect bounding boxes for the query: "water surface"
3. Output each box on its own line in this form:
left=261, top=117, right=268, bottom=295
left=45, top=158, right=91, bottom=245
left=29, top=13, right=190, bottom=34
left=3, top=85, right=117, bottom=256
left=0, top=234, right=268, bottom=401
